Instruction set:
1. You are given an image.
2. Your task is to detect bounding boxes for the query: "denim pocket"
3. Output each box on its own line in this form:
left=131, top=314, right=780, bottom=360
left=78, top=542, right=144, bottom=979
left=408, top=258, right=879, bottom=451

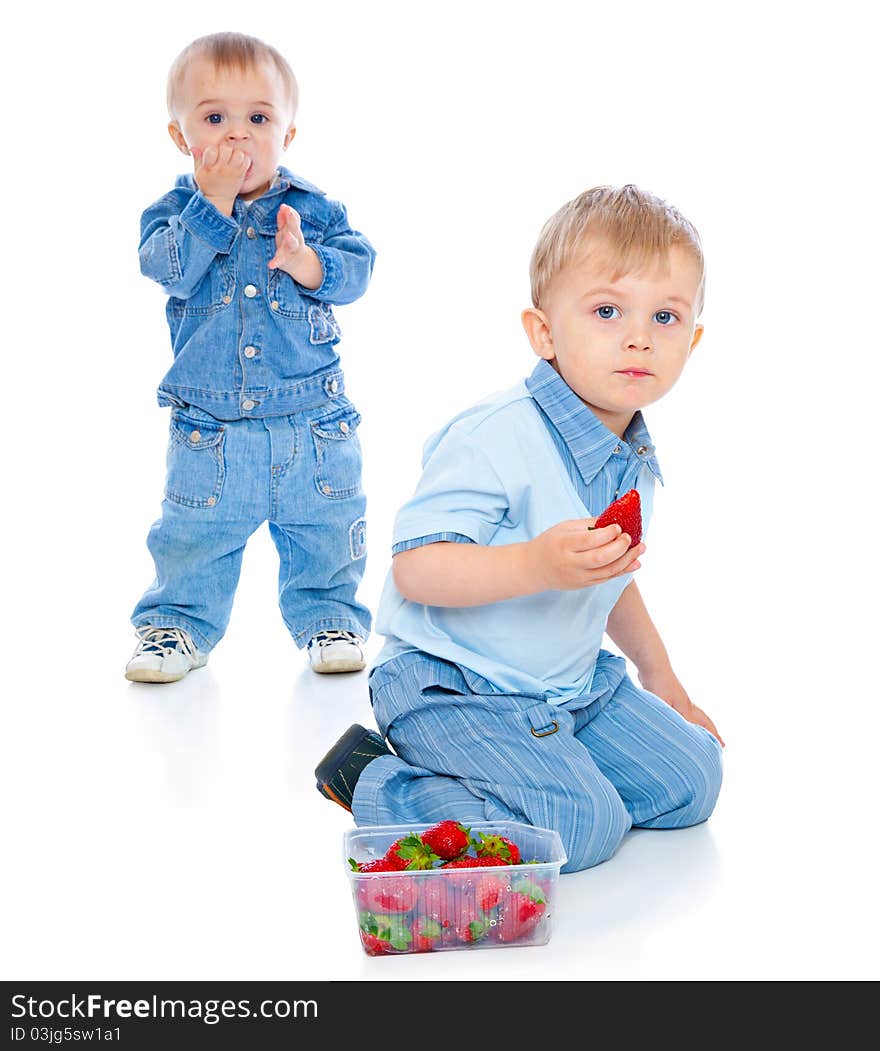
left=307, top=303, right=342, bottom=345
left=165, top=412, right=226, bottom=508
left=169, top=256, right=236, bottom=318
left=311, top=405, right=362, bottom=499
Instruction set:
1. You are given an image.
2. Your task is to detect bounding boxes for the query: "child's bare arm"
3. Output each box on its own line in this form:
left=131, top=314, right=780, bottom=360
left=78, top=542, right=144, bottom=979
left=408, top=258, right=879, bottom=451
left=606, top=581, right=724, bottom=745
left=392, top=521, right=643, bottom=608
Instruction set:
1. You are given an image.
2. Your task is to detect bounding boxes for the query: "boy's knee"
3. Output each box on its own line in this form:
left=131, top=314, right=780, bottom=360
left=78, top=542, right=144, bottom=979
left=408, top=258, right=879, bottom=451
left=692, top=735, right=724, bottom=821
left=673, top=733, right=724, bottom=827
left=559, top=788, right=631, bottom=873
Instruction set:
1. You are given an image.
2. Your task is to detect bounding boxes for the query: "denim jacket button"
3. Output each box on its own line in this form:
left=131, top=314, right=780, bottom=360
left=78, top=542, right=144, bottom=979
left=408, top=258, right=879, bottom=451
left=246, top=226, right=257, bottom=239
left=244, top=284, right=258, bottom=298
left=244, top=346, right=257, bottom=358
left=270, top=300, right=280, bottom=311
left=242, top=399, right=256, bottom=411
left=222, top=295, right=232, bottom=304
left=329, top=378, right=339, bottom=393
left=637, top=445, right=648, bottom=455
left=190, top=430, right=201, bottom=443
left=321, top=484, right=332, bottom=495
left=339, top=421, right=350, bottom=434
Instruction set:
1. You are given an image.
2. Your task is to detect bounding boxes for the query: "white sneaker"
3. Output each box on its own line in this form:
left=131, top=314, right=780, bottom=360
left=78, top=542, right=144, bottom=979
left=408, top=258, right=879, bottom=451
left=308, top=630, right=366, bottom=674
left=125, top=626, right=208, bottom=683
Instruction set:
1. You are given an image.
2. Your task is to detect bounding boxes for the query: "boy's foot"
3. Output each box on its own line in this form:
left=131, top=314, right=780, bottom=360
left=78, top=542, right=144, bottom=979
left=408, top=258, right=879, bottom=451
left=315, top=723, right=392, bottom=811
left=308, top=630, right=366, bottom=674
left=125, top=626, right=208, bottom=683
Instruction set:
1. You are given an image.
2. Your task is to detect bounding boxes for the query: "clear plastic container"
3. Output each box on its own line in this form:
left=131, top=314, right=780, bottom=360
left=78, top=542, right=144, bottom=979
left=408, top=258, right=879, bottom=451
left=344, top=821, right=567, bottom=955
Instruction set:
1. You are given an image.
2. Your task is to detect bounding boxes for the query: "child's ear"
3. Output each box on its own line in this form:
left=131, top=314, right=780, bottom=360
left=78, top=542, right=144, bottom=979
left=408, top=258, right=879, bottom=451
left=167, top=121, right=190, bottom=156
left=688, top=324, right=705, bottom=357
left=521, top=307, right=555, bottom=361
left=283, top=126, right=297, bottom=150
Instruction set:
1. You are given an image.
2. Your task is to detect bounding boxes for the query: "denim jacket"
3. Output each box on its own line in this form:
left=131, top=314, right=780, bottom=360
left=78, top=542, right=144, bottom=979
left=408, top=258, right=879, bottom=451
left=139, top=166, right=376, bottom=420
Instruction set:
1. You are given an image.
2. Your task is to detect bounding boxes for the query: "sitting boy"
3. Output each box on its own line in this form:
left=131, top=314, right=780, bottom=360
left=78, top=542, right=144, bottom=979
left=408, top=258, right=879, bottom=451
left=316, top=185, right=723, bottom=872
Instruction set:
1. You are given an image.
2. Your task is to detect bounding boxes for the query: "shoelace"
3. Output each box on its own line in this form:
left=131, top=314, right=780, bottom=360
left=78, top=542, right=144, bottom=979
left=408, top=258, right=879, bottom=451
left=310, top=629, right=362, bottom=649
left=134, top=625, right=199, bottom=658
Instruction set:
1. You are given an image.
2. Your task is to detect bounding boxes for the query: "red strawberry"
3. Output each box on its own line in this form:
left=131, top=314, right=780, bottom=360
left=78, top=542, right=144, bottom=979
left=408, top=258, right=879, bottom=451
left=418, top=880, right=460, bottom=947
left=360, top=932, right=393, bottom=956
left=411, top=916, right=443, bottom=952
left=441, top=854, right=508, bottom=869
left=384, top=834, right=438, bottom=870
left=358, top=911, right=412, bottom=954
left=452, top=899, right=490, bottom=944
left=495, top=877, right=547, bottom=943
left=351, top=856, right=404, bottom=874
left=476, top=874, right=507, bottom=912
left=474, top=833, right=522, bottom=866
left=590, top=488, right=642, bottom=548
left=420, top=820, right=471, bottom=860
left=496, top=893, right=546, bottom=943
left=355, top=873, right=419, bottom=914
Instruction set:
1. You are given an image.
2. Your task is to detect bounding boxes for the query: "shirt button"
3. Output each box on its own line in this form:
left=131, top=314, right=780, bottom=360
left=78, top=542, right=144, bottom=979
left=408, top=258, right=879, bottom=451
left=190, top=430, right=201, bottom=443
left=321, top=484, right=332, bottom=495
left=222, top=295, right=232, bottom=304
left=339, top=421, right=350, bottom=434
left=270, top=300, right=280, bottom=310
left=244, top=346, right=257, bottom=358
left=246, top=226, right=257, bottom=239
left=637, top=445, right=648, bottom=455
left=329, top=379, right=339, bottom=393
left=242, top=399, right=256, bottom=411
left=206, top=496, right=216, bottom=507
left=612, top=445, right=621, bottom=454
left=244, top=284, right=258, bottom=298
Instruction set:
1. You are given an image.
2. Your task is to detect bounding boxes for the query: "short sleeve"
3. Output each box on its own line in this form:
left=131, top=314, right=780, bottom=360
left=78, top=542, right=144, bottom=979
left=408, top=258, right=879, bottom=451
left=392, top=427, right=509, bottom=549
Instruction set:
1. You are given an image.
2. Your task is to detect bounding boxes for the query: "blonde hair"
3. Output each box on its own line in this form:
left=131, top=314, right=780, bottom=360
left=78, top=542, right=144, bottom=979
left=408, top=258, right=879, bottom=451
left=529, top=184, right=705, bottom=314
left=167, top=32, right=299, bottom=120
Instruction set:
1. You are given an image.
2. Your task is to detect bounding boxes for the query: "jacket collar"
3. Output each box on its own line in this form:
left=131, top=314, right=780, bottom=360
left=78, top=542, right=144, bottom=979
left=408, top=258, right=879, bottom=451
left=174, top=165, right=324, bottom=199
left=526, top=359, right=663, bottom=486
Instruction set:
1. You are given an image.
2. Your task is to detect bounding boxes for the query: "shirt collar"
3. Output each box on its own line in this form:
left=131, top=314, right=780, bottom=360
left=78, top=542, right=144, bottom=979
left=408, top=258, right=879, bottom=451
left=525, top=359, right=663, bottom=486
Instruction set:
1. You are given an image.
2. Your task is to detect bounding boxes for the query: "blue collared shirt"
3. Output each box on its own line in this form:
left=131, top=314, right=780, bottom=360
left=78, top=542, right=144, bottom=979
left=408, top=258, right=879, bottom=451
left=138, top=166, right=376, bottom=420
left=374, top=359, right=662, bottom=704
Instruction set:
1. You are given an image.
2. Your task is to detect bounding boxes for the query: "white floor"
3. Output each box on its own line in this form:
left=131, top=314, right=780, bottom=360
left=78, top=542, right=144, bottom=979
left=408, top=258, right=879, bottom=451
left=4, top=522, right=877, bottom=982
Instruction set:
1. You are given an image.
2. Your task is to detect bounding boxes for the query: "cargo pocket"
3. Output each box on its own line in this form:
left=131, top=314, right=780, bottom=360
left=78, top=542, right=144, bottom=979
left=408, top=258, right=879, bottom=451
left=311, top=405, right=362, bottom=499
left=165, top=412, right=226, bottom=508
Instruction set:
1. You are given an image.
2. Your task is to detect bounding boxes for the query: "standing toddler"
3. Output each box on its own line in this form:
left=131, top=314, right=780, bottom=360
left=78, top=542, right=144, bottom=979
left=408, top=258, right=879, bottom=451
left=126, top=33, right=375, bottom=682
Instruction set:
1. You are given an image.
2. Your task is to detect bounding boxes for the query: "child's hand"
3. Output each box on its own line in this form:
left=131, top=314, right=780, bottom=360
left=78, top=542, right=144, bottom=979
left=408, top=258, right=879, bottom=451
left=191, top=145, right=249, bottom=213
left=528, top=519, right=644, bottom=591
left=639, top=667, right=725, bottom=747
left=268, top=204, right=306, bottom=269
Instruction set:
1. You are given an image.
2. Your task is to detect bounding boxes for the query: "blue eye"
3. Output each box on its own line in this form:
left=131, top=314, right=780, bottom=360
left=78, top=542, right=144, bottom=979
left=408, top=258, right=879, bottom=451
left=596, top=305, right=620, bottom=320
left=653, top=310, right=678, bottom=325
left=206, top=113, right=223, bottom=124
left=250, top=113, right=268, bottom=125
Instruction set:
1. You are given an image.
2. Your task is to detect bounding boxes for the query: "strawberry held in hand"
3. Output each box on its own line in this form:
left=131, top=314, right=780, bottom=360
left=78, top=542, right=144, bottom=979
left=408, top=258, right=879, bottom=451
left=590, top=488, right=642, bottom=548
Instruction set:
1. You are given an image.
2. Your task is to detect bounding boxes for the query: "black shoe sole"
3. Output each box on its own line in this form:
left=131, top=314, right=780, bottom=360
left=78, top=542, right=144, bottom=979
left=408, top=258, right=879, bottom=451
left=314, top=723, right=373, bottom=787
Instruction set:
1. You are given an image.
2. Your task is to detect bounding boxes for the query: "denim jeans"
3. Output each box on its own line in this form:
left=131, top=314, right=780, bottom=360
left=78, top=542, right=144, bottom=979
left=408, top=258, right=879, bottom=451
left=132, top=398, right=371, bottom=652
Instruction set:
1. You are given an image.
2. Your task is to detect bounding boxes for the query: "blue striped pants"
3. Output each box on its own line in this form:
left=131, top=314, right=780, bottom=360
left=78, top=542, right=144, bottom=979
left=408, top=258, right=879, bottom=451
left=354, top=650, right=723, bottom=873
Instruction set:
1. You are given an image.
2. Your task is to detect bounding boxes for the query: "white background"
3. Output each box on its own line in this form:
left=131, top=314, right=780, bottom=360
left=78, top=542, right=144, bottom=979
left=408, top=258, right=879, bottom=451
left=3, top=0, right=878, bottom=982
